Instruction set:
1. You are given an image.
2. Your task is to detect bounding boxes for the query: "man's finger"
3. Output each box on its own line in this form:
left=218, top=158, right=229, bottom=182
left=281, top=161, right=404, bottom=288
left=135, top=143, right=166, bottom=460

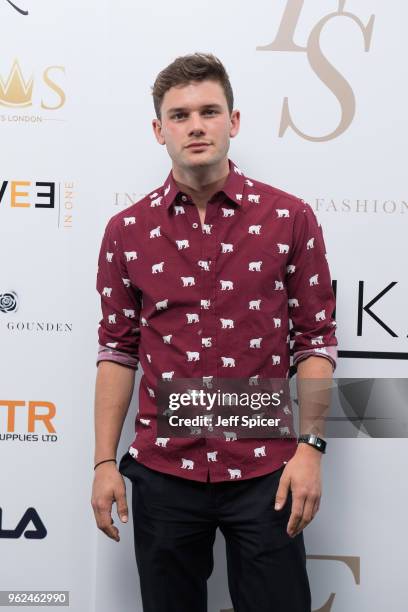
left=101, top=518, right=120, bottom=541
left=100, top=515, right=120, bottom=541
left=275, top=476, right=290, bottom=510
left=287, top=495, right=305, bottom=537
left=115, top=489, right=129, bottom=523
left=294, top=496, right=315, bottom=535
left=94, top=504, right=120, bottom=541
left=311, top=496, right=320, bottom=520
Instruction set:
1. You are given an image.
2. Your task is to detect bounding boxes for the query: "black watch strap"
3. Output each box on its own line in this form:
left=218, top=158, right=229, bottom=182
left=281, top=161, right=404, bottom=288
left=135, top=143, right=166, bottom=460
left=297, top=434, right=327, bottom=454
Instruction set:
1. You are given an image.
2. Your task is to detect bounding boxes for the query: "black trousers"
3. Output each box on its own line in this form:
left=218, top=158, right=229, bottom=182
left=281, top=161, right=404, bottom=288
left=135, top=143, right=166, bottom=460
left=119, top=452, right=311, bottom=612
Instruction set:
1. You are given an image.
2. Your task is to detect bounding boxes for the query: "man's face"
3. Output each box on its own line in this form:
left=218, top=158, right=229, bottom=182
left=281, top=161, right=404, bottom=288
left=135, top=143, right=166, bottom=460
left=152, top=79, right=240, bottom=171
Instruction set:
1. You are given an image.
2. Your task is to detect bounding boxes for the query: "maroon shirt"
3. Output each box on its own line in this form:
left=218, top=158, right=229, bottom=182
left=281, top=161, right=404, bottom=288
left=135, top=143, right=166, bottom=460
left=96, top=158, right=338, bottom=482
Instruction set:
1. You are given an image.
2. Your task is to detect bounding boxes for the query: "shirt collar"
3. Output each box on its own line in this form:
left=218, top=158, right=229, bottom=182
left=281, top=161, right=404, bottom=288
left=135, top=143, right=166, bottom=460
left=161, top=158, right=247, bottom=210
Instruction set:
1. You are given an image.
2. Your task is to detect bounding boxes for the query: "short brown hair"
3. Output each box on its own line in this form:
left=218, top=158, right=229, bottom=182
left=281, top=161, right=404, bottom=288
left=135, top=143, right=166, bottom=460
left=151, top=52, right=234, bottom=120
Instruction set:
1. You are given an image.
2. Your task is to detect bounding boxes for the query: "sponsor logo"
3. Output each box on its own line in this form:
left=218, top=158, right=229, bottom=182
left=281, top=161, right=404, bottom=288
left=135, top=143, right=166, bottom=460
left=0, top=400, right=58, bottom=443
left=113, top=191, right=146, bottom=208
left=312, top=198, right=408, bottom=215
left=333, top=280, right=408, bottom=360
left=0, top=291, right=73, bottom=336
left=0, top=508, right=47, bottom=539
left=0, top=180, right=74, bottom=228
left=5, top=321, right=73, bottom=332
left=0, top=59, right=66, bottom=122
left=257, top=0, right=375, bottom=141
left=0, top=291, right=18, bottom=313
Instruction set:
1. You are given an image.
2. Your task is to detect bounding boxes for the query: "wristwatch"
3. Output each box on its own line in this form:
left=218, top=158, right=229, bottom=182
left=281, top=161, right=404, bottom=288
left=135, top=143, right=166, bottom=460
left=297, top=434, right=327, bottom=454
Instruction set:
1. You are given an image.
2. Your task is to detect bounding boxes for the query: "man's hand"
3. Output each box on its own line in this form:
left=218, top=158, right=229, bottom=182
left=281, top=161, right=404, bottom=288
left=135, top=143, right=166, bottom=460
left=274, top=443, right=322, bottom=538
left=91, top=463, right=129, bottom=542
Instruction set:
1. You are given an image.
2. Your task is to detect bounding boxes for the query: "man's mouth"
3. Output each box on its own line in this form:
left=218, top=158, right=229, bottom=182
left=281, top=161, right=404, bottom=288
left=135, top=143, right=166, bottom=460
left=186, top=143, right=211, bottom=149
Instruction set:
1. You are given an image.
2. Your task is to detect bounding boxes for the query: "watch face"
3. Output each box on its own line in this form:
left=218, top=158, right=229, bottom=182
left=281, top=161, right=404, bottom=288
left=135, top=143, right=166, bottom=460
left=299, top=435, right=326, bottom=453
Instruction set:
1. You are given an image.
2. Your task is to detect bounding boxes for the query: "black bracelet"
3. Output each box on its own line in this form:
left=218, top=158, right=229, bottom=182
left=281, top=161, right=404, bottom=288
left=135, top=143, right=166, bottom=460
left=297, top=434, right=327, bottom=454
left=94, top=458, right=116, bottom=470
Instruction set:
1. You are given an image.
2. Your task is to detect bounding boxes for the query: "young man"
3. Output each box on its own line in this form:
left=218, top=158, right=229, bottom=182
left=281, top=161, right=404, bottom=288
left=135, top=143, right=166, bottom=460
left=91, top=53, right=338, bottom=612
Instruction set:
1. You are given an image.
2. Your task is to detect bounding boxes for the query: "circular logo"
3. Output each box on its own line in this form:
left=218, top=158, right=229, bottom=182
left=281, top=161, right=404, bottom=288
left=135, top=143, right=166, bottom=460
left=0, top=291, right=18, bottom=313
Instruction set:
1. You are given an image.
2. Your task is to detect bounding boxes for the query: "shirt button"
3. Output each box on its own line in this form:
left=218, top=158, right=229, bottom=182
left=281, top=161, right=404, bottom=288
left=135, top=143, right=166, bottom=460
left=192, top=222, right=198, bottom=229
left=181, top=195, right=188, bottom=202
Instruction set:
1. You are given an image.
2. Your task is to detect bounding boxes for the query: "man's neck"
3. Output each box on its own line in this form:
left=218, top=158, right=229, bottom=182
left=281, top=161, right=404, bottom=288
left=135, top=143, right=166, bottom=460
left=172, top=158, right=230, bottom=206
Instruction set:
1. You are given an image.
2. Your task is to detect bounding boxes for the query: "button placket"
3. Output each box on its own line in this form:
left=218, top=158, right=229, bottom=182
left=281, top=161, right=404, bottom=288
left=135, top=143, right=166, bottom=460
left=199, top=205, right=218, bottom=387
left=199, top=206, right=218, bottom=476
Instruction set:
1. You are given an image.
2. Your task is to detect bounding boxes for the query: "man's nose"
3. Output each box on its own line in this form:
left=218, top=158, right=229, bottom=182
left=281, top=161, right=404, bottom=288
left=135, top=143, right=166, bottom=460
left=188, top=112, right=205, bottom=135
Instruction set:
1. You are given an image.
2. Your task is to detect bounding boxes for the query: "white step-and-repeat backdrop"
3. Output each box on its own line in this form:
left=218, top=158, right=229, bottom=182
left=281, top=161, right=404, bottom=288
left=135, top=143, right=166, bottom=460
left=1, top=1, right=406, bottom=610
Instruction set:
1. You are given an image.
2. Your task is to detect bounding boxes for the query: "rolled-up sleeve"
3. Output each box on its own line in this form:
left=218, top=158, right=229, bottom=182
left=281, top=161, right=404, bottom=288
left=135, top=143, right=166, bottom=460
left=286, top=202, right=338, bottom=371
left=96, top=215, right=142, bottom=369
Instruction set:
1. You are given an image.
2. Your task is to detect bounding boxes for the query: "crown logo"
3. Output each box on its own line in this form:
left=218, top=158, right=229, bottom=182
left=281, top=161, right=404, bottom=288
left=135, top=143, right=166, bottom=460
left=0, top=59, right=33, bottom=107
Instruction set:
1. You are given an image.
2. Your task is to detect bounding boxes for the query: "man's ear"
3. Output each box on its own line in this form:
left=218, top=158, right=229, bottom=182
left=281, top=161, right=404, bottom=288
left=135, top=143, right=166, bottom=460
left=229, top=109, right=240, bottom=139
left=152, top=118, right=165, bottom=145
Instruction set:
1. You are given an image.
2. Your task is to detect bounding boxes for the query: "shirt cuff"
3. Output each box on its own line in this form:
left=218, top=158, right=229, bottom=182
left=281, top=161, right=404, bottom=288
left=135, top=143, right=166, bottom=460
left=96, top=344, right=139, bottom=370
left=293, top=345, right=337, bottom=372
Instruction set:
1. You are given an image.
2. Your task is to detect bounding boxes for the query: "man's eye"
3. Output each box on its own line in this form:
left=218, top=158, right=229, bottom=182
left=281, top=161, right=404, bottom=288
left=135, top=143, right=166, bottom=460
left=204, top=109, right=217, bottom=115
left=173, top=113, right=186, bottom=120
